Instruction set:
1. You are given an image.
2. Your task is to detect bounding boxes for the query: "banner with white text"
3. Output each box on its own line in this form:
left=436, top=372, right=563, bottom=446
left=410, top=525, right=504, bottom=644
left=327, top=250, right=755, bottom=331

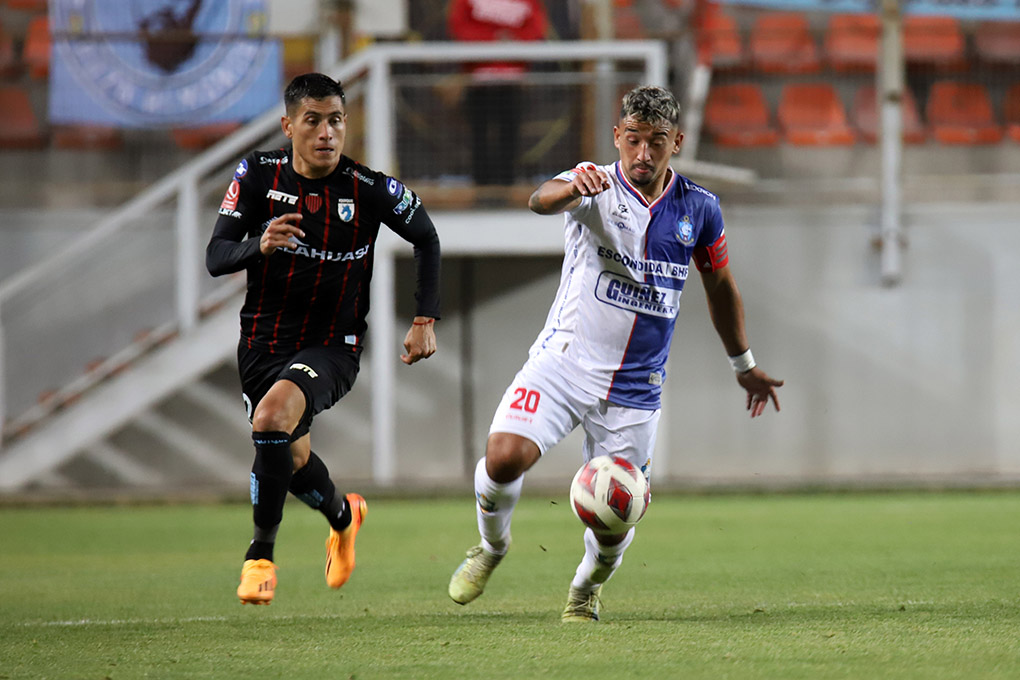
left=49, top=0, right=281, bottom=127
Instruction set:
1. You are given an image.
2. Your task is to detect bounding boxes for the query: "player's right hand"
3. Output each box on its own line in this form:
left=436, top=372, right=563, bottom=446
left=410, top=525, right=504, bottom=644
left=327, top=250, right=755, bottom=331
left=571, top=166, right=611, bottom=198
left=260, top=213, right=305, bottom=255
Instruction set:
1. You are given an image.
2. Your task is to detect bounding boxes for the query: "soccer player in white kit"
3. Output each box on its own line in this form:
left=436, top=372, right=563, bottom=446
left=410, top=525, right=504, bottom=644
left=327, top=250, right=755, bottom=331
left=448, top=85, right=783, bottom=621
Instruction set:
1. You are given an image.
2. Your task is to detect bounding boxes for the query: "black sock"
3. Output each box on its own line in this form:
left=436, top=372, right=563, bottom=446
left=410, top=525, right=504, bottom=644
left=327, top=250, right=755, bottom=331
left=290, top=451, right=351, bottom=532
left=245, top=539, right=275, bottom=562
left=247, top=430, right=293, bottom=561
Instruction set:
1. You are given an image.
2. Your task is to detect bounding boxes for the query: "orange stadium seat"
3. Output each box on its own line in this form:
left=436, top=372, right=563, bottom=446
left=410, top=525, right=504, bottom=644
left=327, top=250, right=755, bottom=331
left=0, top=86, right=45, bottom=148
left=5, top=0, right=48, bottom=10
left=22, top=14, right=49, bottom=80
left=704, top=83, right=778, bottom=147
left=699, top=9, right=745, bottom=69
left=778, top=83, right=855, bottom=145
left=825, top=13, right=879, bottom=72
left=974, top=22, right=1020, bottom=64
left=750, top=12, right=820, bottom=74
left=172, top=122, right=243, bottom=150
left=852, top=85, right=925, bottom=144
left=1003, top=83, right=1020, bottom=143
left=903, top=16, right=965, bottom=67
left=926, top=81, right=1002, bottom=144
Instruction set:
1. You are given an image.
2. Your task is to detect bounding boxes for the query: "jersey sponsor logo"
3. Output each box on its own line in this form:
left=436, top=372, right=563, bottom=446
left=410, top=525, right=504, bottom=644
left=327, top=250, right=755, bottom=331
left=596, top=246, right=689, bottom=281
left=267, top=189, right=299, bottom=205
left=393, top=187, right=413, bottom=214
left=259, top=155, right=288, bottom=165
left=677, top=215, right=695, bottom=245
left=304, top=193, right=322, bottom=213
left=648, top=371, right=663, bottom=386
left=386, top=177, right=403, bottom=196
left=218, top=207, right=242, bottom=218
left=220, top=179, right=240, bottom=210
left=595, top=271, right=681, bottom=319
left=403, top=196, right=421, bottom=224
left=344, top=167, right=375, bottom=185
left=280, top=235, right=371, bottom=262
left=234, top=159, right=248, bottom=179
left=683, top=180, right=717, bottom=201
left=337, top=198, right=355, bottom=222
left=288, top=363, right=319, bottom=378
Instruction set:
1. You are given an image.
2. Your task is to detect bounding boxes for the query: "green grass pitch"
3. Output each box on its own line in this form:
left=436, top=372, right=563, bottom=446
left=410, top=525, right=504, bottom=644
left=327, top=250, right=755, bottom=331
left=3, top=492, right=1019, bottom=679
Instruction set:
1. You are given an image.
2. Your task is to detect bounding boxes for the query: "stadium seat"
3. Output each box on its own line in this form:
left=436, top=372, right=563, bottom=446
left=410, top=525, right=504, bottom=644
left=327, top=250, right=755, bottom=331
left=1003, top=83, right=1020, bottom=143
left=0, top=85, right=44, bottom=148
left=698, top=9, right=745, bottom=69
left=903, top=16, right=964, bottom=67
left=825, top=13, right=879, bottom=72
left=22, top=14, right=49, bottom=80
left=777, top=83, right=855, bottom=145
left=5, top=0, right=48, bottom=10
left=926, top=81, right=1002, bottom=145
left=750, top=12, right=820, bottom=74
left=852, top=85, right=925, bottom=144
left=52, top=125, right=124, bottom=150
left=974, top=22, right=1020, bottom=65
left=703, top=83, right=778, bottom=147
left=172, top=122, right=243, bottom=150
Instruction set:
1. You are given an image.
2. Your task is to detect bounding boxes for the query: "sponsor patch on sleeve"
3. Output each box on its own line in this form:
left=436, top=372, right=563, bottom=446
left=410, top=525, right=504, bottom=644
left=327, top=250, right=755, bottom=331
left=220, top=179, right=240, bottom=211
left=386, top=177, right=404, bottom=197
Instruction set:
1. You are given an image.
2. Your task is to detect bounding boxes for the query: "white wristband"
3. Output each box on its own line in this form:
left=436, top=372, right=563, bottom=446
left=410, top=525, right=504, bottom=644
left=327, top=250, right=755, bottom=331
left=728, top=349, right=756, bottom=373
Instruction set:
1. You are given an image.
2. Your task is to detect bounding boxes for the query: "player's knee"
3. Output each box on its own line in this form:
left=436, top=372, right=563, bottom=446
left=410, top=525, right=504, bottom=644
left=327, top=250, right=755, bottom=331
left=485, top=434, right=539, bottom=483
left=251, top=402, right=298, bottom=435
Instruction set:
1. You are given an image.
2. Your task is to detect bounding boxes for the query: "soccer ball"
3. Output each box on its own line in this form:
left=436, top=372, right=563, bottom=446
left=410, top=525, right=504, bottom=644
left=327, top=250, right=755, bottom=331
left=569, top=455, right=649, bottom=535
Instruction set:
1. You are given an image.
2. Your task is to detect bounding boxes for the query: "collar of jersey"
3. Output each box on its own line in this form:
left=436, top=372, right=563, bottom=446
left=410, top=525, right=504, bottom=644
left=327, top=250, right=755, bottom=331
left=614, top=161, right=676, bottom=211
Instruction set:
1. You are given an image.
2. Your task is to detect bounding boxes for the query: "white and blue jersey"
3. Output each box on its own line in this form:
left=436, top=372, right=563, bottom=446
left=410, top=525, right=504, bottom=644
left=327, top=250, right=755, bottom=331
left=529, top=161, right=729, bottom=410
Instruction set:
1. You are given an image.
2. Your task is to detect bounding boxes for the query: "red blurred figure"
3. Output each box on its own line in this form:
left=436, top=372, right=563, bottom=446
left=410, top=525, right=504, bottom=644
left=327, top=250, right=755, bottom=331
left=448, top=0, right=548, bottom=186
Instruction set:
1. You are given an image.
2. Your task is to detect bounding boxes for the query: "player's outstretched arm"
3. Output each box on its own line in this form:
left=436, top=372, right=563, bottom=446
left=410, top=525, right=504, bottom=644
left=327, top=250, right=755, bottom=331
left=528, top=165, right=610, bottom=215
left=700, top=266, right=783, bottom=418
left=401, top=317, right=437, bottom=365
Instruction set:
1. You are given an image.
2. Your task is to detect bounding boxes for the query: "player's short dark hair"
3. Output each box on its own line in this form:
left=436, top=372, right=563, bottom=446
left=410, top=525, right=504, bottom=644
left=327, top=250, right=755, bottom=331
left=284, top=73, right=346, bottom=114
left=620, top=86, right=681, bottom=129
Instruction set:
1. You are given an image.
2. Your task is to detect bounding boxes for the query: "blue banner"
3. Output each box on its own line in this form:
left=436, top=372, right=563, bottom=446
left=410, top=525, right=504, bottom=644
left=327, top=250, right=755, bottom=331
left=50, top=0, right=281, bottom=127
left=720, top=0, right=1020, bottom=20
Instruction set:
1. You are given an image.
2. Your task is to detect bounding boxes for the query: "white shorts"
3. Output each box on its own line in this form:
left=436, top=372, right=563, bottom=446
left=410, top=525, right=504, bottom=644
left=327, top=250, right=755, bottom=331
left=489, top=351, right=660, bottom=482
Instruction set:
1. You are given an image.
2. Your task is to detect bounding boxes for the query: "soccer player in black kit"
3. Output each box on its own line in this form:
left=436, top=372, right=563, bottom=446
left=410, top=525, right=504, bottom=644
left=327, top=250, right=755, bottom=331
left=207, top=73, right=441, bottom=605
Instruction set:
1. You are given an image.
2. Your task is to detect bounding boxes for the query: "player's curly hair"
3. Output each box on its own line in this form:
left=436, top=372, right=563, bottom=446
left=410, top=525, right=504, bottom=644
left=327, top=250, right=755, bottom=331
left=284, top=73, right=346, bottom=113
left=620, top=86, right=681, bottom=129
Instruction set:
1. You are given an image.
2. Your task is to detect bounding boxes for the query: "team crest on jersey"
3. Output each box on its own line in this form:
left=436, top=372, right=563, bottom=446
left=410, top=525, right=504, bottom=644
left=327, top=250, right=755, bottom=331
left=338, top=198, right=355, bottom=222
left=304, top=193, right=322, bottom=213
left=677, top=215, right=695, bottom=245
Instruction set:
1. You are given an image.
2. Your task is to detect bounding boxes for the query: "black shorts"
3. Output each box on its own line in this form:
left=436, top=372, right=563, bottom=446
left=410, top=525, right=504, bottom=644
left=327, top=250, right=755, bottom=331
left=237, top=342, right=361, bottom=440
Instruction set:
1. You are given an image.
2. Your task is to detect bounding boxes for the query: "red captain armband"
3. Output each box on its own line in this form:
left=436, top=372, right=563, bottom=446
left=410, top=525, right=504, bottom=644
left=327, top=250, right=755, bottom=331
left=692, top=233, right=729, bottom=272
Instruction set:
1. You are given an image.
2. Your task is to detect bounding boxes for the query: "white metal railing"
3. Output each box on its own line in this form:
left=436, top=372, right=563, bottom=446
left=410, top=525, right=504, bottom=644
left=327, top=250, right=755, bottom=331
left=0, top=41, right=668, bottom=486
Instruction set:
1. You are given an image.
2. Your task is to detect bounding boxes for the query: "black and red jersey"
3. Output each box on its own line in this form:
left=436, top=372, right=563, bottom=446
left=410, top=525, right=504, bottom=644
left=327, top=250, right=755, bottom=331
left=206, top=147, right=441, bottom=354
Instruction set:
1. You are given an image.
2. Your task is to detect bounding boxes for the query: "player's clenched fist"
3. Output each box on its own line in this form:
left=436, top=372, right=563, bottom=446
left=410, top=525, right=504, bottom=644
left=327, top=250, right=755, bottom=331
left=570, top=165, right=611, bottom=198
left=260, top=213, right=305, bottom=255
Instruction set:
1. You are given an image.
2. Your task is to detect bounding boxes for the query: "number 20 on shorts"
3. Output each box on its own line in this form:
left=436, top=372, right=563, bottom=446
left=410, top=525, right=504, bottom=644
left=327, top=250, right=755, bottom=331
left=510, top=387, right=541, bottom=413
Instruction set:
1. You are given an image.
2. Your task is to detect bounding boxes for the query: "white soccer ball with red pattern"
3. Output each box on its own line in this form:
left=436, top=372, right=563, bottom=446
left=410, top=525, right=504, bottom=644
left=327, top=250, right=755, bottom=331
left=569, top=455, right=650, bottom=535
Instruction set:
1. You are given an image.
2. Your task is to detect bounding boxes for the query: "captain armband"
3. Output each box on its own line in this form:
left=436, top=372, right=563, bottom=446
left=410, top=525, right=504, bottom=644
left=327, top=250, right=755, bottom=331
left=692, top=233, right=729, bottom=272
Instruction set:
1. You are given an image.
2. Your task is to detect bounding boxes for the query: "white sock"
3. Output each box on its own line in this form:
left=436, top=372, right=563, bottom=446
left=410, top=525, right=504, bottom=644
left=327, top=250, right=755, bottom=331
left=474, top=456, right=523, bottom=556
left=570, top=527, right=635, bottom=591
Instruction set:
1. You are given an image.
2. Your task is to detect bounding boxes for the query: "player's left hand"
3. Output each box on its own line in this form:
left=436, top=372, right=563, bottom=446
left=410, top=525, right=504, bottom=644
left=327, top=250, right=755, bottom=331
left=737, top=367, right=783, bottom=418
left=401, top=317, right=437, bottom=365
